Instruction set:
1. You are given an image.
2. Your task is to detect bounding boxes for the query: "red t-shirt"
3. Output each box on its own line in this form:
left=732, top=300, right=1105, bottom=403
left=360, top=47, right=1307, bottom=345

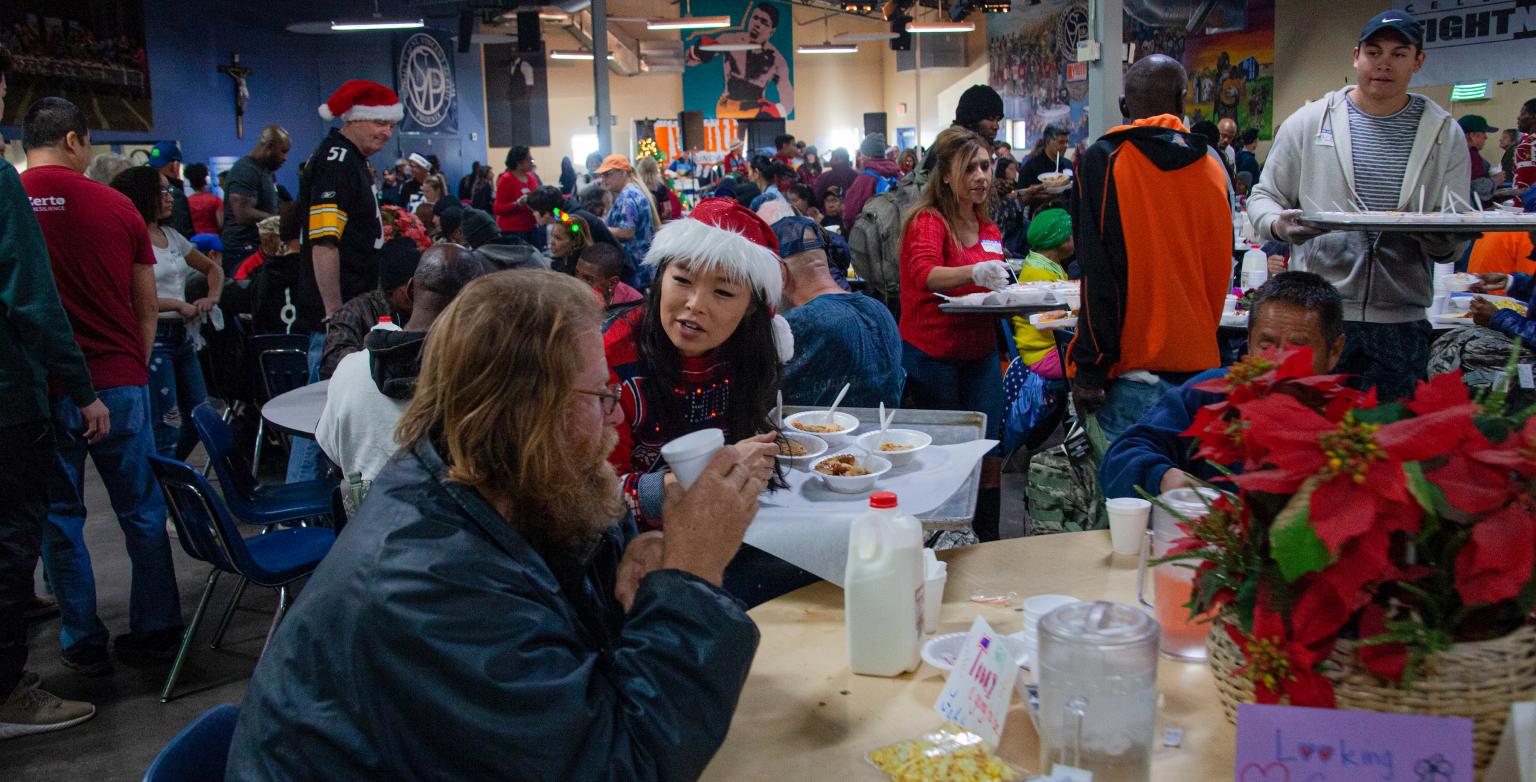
left=188, top=191, right=222, bottom=235
left=898, top=209, right=1005, bottom=361
left=493, top=170, right=541, bottom=232
left=22, top=164, right=155, bottom=390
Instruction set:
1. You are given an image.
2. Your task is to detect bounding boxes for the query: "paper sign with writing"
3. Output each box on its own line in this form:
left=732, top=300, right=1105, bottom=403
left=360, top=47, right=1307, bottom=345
left=1235, top=703, right=1473, bottom=782
left=932, top=615, right=1018, bottom=747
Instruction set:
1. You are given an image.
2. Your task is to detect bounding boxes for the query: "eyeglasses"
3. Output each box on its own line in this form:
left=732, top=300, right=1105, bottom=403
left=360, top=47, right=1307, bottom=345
left=576, top=383, right=623, bottom=416
left=162, top=186, right=178, bottom=195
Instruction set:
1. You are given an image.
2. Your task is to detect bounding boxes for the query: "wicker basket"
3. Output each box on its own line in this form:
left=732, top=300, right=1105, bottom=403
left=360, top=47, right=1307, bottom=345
left=1208, top=620, right=1536, bottom=771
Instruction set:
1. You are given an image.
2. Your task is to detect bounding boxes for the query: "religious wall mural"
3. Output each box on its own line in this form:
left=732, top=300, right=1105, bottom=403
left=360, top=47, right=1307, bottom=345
left=0, top=0, right=153, bottom=131
left=1126, top=0, right=1277, bottom=138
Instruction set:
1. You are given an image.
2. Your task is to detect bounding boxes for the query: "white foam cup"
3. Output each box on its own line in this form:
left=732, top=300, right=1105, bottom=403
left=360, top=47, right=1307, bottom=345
left=660, top=428, right=726, bottom=490
left=1106, top=497, right=1153, bottom=556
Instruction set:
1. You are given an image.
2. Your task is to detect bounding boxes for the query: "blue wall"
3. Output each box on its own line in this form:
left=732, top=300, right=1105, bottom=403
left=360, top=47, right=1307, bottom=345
left=52, top=0, right=487, bottom=194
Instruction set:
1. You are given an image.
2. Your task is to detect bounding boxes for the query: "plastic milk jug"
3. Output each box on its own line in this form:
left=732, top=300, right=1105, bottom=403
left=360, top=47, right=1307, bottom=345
left=370, top=315, right=402, bottom=332
left=845, top=491, right=925, bottom=676
left=1240, top=245, right=1268, bottom=290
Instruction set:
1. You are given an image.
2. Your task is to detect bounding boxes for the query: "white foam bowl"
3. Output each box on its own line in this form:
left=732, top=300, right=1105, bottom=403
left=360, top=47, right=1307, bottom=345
left=785, top=411, right=860, bottom=446
left=855, top=428, right=932, bottom=467
left=922, top=631, right=1030, bottom=672
left=775, top=431, right=828, bottom=470
left=813, top=452, right=891, bottom=494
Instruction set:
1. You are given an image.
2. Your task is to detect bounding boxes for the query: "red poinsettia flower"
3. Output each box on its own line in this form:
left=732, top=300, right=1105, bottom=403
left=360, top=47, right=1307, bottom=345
left=1186, top=348, right=1358, bottom=467
left=1356, top=602, right=1409, bottom=682
left=1232, top=394, right=1479, bottom=553
left=1229, top=601, right=1336, bottom=707
left=1454, top=495, right=1536, bottom=605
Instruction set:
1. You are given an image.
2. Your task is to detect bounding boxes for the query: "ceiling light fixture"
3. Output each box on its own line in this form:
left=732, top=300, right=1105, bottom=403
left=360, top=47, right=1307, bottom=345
left=905, top=20, right=974, bottom=32
left=833, top=31, right=899, bottom=41
left=647, top=0, right=731, bottom=31
left=798, top=19, right=857, bottom=55
left=331, top=18, right=423, bottom=31
left=549, top=49, right=615, bottom=60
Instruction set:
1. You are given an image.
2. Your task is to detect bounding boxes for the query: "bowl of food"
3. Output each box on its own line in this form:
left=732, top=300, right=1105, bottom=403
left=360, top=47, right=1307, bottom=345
left=784, top=411, right=861, bottom=446
left=855, top=428, right=932, bottom=468
left=1037, top=171, right=1073, bottom=192
left=775, top=431, right=828, bottom=470
left=813, top=453, right=891, bottom=494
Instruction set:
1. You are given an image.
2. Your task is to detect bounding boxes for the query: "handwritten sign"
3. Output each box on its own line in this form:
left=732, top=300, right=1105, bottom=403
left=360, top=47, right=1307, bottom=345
left=1235, top=704, right=1473, bottom=782
left=932, top=615, right=1018, bottom=747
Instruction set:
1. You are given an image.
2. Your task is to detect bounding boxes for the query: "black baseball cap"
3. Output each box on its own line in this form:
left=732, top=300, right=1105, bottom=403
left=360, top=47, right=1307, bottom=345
left=1359, top=10, right=1423, bottom=48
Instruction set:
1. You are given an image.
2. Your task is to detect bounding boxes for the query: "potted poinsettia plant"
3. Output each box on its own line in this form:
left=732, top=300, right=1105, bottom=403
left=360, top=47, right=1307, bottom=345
left=380, top=203, right=433, bottom=250
left=1156, top=346, right=1536, bottom=767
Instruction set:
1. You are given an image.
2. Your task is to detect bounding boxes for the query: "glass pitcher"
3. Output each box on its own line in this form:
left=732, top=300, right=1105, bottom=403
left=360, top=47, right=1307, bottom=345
left=1035, top=601, right=1159, bottom=782
left=1136, top=487, right=1223, bottom=661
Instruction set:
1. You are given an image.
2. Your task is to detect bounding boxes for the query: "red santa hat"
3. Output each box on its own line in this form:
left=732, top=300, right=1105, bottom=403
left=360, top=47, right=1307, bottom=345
left=643, top=197, right=794, bottom=363
left=319, top=80, right=405, bottom=124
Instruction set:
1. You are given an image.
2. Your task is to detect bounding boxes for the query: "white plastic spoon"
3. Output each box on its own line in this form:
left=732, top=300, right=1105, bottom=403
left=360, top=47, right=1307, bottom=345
left=823, top=383, right=851, bottom=426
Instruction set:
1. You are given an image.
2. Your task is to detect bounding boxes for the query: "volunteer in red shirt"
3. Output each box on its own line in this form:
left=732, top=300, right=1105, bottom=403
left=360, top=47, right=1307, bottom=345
left=898, top=126, right=1010, bottom=444
left=494, top=145, right=542, bottom=246
left=20, top=97, right=184, bottom=676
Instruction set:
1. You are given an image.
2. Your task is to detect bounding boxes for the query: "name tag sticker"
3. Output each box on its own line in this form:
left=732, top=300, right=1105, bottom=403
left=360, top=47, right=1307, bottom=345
left=1519, top=364, right=1534, bottom=389
left=981, top=239, right=1004, bottom=255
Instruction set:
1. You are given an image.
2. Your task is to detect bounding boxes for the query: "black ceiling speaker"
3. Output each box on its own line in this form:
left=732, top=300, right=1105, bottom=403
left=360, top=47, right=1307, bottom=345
left=516, top=11, right=542, bottom=53
left=457, top=10, right=474, bottom=53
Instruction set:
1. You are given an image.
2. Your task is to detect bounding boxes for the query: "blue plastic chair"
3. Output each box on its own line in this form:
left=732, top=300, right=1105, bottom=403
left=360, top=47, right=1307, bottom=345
left=190, top=403, right=332, bottom=527
left=142, top=704, right=239, bottom=782
left=149, top=455, right=335, bottom=702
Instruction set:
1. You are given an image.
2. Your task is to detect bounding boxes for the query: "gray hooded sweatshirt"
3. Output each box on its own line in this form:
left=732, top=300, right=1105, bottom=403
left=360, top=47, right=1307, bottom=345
left=1248, top=89, right=1469, bottom=324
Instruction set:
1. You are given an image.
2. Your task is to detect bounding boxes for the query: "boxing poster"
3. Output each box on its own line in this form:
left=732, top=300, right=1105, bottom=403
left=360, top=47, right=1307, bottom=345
left=483, top=43, right=550, bottom=148
left=0, top=0, right=153, bottom=130
left=682, top=0, right=795, bottom=121
left=1125, top=0, right=1277, bottom=139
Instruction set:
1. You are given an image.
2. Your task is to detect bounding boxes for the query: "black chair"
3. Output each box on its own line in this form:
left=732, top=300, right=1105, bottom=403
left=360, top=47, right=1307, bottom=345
left=249, top=333, right=311, bottom=475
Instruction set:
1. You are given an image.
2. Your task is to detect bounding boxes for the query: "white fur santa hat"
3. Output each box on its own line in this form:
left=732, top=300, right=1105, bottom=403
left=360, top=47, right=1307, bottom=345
left=319, top=80, right=405, bottom=123
left=643, top=197, right=794, bottom=363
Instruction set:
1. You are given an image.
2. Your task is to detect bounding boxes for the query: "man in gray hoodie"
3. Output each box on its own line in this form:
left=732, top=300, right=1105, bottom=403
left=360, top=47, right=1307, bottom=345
left=1248, top=10, right=1469, bottom=401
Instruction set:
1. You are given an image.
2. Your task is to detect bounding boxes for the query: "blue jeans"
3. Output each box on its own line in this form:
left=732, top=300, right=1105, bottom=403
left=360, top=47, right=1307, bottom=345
left=42, top=386, right=182, bottom=651
left=1095, top=376, right=1176, bottom=444
left=284, top=331, right=327, bottom=483
left=150, top=321, right=209, bottom=460
left=900, top=342, right=1004, bottom=441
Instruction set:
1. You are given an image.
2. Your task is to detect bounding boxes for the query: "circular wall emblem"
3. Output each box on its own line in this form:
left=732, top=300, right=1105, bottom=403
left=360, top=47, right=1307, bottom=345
left=398, top=33, right=456, bottom=129
left=1056, top=5, right=1091, bottom=63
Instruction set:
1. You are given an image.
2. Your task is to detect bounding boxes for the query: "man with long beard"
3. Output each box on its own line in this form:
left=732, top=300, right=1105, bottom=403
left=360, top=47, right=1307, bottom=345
left=227, top=270, right=776, bottom=780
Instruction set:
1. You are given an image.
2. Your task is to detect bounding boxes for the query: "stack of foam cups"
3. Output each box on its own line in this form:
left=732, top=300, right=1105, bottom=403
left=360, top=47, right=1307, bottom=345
left=1020, top=594, right=1080, bottom=671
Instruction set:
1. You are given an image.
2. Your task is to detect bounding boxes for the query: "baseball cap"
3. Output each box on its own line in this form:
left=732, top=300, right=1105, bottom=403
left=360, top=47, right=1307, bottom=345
left=772, top=215, right=827, bottom=258
left=148, top=141, right=182, bottom=170
left=189, top=233, right=224, bottom=254
left=595, top=154, right=633, bottom=174
left=1358, top=10, right=1423, bottom=48
left=1458, top=115, right=1498, bottom=134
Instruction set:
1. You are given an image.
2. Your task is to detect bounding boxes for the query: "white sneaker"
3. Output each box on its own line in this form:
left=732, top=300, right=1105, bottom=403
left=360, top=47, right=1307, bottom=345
left=0, top=680, right=95, bottom=739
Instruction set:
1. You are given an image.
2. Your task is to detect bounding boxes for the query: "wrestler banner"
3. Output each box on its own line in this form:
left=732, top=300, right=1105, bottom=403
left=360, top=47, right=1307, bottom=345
left=681, top=0, right=795, bottom=121
left=1394, top=0, right=1536, bottom=86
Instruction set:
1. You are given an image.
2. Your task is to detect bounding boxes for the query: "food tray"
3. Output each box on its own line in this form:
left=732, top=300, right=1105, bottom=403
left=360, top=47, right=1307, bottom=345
left=784, top=406, right=985, bottom=530
left=1299, top=210, right=1536, bottom=233
left=1027, top=312, right=1077, bottom=330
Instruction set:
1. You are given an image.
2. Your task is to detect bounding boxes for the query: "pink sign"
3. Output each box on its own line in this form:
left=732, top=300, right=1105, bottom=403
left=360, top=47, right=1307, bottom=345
left=1235, top=703, right=1473, bottom=782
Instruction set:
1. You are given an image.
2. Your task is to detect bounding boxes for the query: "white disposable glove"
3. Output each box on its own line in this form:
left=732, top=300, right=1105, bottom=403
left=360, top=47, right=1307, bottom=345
left=1271, top=209, right=1330, bottom=245
left=970, top=260, right=1011, bottom=291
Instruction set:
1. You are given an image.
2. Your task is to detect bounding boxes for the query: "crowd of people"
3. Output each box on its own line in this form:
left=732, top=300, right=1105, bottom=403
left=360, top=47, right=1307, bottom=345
left=2, top=7, right=1535, bottom=777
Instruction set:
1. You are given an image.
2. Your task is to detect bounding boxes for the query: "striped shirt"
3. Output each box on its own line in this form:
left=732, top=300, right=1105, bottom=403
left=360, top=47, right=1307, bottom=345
left=1346, top=95, right=1425, bottom=211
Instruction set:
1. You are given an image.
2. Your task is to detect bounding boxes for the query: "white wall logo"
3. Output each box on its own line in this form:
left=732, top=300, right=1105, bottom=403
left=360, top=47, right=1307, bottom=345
left=398, top=33, right=456, bottom=129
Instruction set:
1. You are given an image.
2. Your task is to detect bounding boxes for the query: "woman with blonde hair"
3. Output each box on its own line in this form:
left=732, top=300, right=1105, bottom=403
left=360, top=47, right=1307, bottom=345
left=635, top=155, right=682, bottom=222
left=898, top=126, right=1010, bottom=537
left=597, top=155, right=662, bottom=288
left=423, top=173, right=448, bottom=206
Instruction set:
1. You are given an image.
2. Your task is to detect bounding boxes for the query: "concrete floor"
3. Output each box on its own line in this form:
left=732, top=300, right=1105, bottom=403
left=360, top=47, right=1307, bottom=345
left=1, top=451, right=1032, bottom=780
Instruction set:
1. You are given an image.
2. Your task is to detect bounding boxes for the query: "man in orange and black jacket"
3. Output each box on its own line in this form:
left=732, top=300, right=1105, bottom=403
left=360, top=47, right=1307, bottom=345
left=1070, top=54, right=1235, bottom=442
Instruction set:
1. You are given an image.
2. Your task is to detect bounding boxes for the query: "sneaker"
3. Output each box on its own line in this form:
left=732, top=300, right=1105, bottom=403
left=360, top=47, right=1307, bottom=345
left=0, top=681, right=96, bottom=739
left=113, top=626, right=186, bottom=666
left=59, top=644, right=113, bottom=678
left=22, top=595, right=59, bottom=624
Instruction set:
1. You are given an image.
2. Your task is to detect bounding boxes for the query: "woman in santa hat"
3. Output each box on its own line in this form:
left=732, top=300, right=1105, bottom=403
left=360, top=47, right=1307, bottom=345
left=604, top=197, right=812, bottom=604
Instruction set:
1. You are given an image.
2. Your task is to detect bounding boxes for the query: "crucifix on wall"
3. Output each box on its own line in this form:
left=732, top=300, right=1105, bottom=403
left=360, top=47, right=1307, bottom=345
left=218, top=53, right=252, bottom=139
